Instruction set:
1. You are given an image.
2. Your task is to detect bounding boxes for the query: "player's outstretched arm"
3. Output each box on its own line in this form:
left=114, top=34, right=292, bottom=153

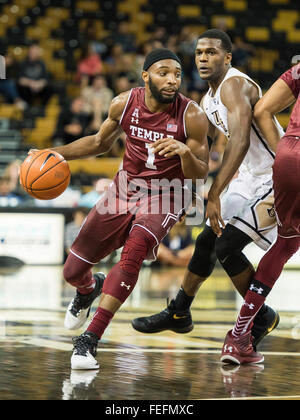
left=48, top=91, right=130, bottom=161
left=254, top=78, right=296, bottom=152
left=206, top=76, right=257, bottom=236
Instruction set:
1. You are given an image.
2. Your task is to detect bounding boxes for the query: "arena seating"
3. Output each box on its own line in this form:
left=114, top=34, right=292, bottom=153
left=0, top=0, right=298, bottom=178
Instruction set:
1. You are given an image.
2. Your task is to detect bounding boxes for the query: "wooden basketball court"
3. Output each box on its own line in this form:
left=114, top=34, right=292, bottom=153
left=0, top=264, right=300, bottom=401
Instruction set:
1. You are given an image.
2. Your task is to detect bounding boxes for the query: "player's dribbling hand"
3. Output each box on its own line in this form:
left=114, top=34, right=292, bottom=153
left=151, top=137, right=190, bottom=157
left=206, top=195, right=225, bottom=237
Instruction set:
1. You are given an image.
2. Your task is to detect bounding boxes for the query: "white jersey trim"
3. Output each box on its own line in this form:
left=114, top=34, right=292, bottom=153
left=119, top=89, right=133, bottom=125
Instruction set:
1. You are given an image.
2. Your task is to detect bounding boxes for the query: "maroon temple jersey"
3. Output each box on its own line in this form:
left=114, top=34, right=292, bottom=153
left=119, top=87, right=195, bottom=184
left=280, top=63, right=300, bottom=137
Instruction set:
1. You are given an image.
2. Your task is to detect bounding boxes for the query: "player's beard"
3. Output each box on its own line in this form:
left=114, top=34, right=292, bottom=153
left=148, top=77, right=179, bottom=104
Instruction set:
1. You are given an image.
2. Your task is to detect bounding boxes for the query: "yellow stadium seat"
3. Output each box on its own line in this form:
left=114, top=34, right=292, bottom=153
left=246, top=27, right=270, bottom=42
left=211, top=15, right=236, bottom=29
left=76, top=1, right=99, bottom=12
left=177, top=5, right=201, bottom=18
left=224, top=0, right=247, bottom=11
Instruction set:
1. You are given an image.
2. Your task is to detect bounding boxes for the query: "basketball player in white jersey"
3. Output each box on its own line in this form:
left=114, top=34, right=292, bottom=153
left=132, top=29, right=281, bottom=346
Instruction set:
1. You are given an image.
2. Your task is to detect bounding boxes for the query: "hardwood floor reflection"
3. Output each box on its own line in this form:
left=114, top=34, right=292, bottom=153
left=0, top=264, right=300, bottom=400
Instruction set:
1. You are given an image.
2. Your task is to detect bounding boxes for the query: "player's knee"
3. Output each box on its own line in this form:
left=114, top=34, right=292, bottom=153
left=120, top=227, right=157, bottom=275
left=280, top=236, right=300, bottom=258
left=63, top=254, right=89, bottom=287
left=215, top=235, right=230, bottom=263
left=215, top=224, right=252, bottom=262
left=63, top=262, right=80, bottom=286
left=215, top=230, right=251, bottom=277
left=188, top=225, right=216, bottom=277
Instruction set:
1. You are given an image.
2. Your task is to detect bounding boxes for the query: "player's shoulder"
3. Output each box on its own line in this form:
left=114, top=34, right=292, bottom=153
left=109, top=89, right=133, bottom=120
left=221, top=73, right=260, bottom=104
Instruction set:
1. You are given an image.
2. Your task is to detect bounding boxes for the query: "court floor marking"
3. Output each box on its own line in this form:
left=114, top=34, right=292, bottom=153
left=10, top=337, right=300, bottom=358
left=204, top=396, right=300, bottom=400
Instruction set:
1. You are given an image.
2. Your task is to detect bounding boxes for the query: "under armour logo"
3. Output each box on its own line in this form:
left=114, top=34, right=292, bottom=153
left=249, top=284, right=264, bottom=295
left=131, top=117, right=139, bottom=124
left=243, top=301, right=255, bottom=310
left=120, top=282, right=131, bottom=290
left=223, top=344, right=233, bottom=353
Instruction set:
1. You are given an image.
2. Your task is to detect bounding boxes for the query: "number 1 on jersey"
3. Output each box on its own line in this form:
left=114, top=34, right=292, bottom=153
left=145, top=143, right=157, bottom=170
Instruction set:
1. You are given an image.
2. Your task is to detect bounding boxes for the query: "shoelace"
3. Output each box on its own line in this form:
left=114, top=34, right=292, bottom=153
left=70, top=294, right=83, bottom=316
left=72, top=335, right=90, bottom=356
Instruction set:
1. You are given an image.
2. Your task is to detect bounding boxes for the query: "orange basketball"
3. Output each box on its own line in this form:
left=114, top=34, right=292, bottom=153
left=20, top=149, right=71, bottom=200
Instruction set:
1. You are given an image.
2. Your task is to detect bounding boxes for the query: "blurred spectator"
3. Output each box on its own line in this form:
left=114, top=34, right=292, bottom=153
left=81, top=74, right=113, bottom=117
left=103, top=43, right=126, bottom=83
left=64, top=207, right=90, bottom=254
left=17, top=43, right=53, bottom=106
left=232, top=36, right=255, bottom=70
left=0, top=176, right=23, bottom=207
left=81, top=20, right=108, bottom=56
left=156, top=218, right=194, bottom=267
left=178, top=26, right=208, bottom=92
left=76, top=43, right=103, bottom=88
left=113, top=76, right=132, bottom=95
left=3, top=159, right=21, bottom=193
left=151, top=26, right=169, bottom=46
left=0, top=52, right=26, bottom=109
left=108, top=21, right=136, bottom=53
left=52, top=97, right=93, bottom=145
left=79, top=177, right=112, bottom=208
left=116, top=53, right=141, bottom=87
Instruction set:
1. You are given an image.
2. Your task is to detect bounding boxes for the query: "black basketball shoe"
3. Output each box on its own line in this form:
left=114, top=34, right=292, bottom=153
left=71, top=331, right=99, bottom=370
left=252, top=305, right=280, bottom=348
left=131, top=299, right=193, bottom=334
left=64, top=272, right=106, bottom=330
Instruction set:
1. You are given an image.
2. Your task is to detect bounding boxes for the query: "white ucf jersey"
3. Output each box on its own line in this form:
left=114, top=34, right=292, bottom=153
left=203, top=67, right=285, bottom=250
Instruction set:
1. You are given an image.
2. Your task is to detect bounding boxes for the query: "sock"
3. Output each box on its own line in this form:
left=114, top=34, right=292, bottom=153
left=87, top=307, right=114, bottom=340
left=232, top=286, right=267, bottom=337
left=174, top=287, right=194, bottom=310
left=76, top=275, right=96, bottom=295
left=233, top=236, right=300, bottom=337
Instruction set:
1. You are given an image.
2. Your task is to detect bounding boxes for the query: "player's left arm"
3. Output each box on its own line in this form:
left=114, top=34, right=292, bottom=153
left=254, top=78, right=296, bottom=152
left=206, top=77, right=258, bottom=236
left=150, top=102, right=209, bottom=182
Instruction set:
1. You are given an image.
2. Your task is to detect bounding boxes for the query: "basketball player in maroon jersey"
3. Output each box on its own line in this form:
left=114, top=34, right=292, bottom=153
left=47, top=48, right=209, bottom=369
left=221, top=62, right=300, bottom=364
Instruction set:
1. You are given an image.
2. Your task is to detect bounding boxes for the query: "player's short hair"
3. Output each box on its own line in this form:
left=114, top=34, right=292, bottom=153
left=198, top=29, right=232, bottom=53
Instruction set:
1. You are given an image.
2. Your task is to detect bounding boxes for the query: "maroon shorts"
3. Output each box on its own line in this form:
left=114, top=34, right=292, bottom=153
left=273, top=135, right=300, bottom=238
left=70, top=171, right=189, bottom=263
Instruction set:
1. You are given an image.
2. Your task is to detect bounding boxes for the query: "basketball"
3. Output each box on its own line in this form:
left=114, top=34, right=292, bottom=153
left=19, top=149, right=71, bottom=200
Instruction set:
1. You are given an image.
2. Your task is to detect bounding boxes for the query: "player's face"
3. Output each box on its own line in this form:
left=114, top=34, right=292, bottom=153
left=145, top=59, right=181, bottom=104
left=195, top=38, right=232, bottom=81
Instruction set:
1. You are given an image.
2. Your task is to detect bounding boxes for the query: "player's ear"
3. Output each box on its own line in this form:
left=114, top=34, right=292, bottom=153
left=225, top=52, right=232, bottom=66
left=142, top=70, right=149, bottom=84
